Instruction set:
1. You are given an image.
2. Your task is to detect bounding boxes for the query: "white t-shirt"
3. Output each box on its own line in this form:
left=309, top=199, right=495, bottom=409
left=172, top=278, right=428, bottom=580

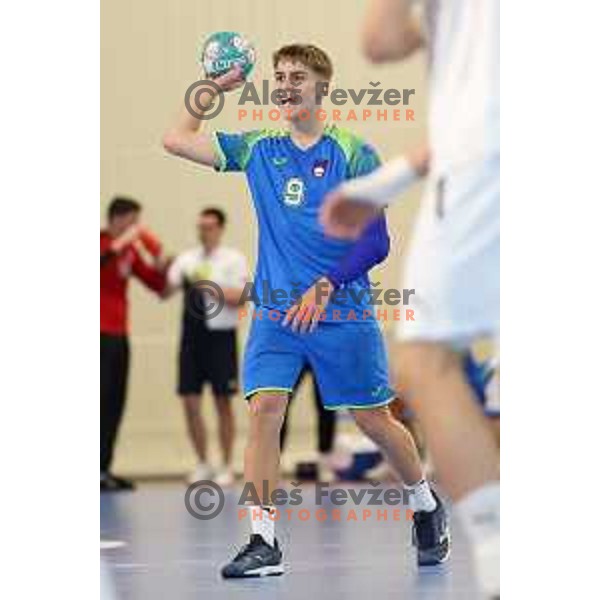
left=424, top=0, right=500, bottom=174
left=168, top=245, right=248, bottom=330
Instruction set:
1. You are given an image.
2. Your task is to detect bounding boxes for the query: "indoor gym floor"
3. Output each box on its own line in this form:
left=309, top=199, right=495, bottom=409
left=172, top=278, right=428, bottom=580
left=101, top=482, right=481, bottom=599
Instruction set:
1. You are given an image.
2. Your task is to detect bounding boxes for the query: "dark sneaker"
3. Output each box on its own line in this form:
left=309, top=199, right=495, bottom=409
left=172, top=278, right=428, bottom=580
left=221, top=534, right=284, bottom=578
left=412, top=489, right=451, bottom=566
left=101, top=474, right=136, bottom=492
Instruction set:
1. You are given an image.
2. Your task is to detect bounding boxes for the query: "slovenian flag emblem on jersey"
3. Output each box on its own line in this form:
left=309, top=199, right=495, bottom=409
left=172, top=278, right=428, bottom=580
left=312, top=159, right=329, bottom=178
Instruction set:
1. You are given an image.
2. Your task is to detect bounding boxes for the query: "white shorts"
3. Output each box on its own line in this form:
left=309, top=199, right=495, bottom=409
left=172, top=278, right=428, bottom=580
left=397, top=155, right=499, bottom=343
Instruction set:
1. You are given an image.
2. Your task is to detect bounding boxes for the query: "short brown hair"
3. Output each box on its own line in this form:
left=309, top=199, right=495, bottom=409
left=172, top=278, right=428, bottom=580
left=272, top=44, right=333, bottom=80
left=201, top=207, right=226, bottom=227
left=108, top=196, right=141, bottom=220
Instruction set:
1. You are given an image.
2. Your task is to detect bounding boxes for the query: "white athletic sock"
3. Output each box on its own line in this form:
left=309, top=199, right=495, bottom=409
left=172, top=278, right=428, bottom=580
left=248, top=505, right=275, bottom=547
left=404, top=479, right=437, bottom=512
left=456, top=482, right=500, bottom=597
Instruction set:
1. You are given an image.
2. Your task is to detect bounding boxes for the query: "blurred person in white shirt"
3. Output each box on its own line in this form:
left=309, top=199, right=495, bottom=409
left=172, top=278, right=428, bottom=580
left=165, top=207, right=248, bottom=486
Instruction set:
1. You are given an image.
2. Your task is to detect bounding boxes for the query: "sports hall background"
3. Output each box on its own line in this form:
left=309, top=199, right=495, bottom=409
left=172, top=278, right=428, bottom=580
left=101, top=0, right=428, bottom=477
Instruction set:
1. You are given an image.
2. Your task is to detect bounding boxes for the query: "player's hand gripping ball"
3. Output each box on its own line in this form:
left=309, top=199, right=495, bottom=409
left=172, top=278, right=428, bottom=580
left=200, top=31, right=256, bottom=79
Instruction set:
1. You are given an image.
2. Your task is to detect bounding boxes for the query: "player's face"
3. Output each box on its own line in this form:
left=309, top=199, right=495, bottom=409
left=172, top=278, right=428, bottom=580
left=274, top=60, right=327, bottom=122
left=111, top=210, right=140, bottom=236
left=197, top=215, right=223, bottom=248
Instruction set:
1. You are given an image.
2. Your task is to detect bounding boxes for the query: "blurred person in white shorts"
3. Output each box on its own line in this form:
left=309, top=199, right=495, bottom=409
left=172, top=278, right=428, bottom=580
left=320, top=1, right=500, bottom=597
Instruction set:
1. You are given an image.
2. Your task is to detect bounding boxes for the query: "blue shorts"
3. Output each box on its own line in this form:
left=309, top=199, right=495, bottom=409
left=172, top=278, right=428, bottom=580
left=243, top=313, right=395, bottom=410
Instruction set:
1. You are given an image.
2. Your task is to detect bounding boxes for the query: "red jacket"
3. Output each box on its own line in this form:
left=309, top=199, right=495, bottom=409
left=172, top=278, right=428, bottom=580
left=100, top=231, right=165, bottom=335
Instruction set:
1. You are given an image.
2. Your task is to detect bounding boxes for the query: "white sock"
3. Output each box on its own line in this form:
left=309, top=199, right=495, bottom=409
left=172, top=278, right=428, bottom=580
left=456, top=482, right=500, bottom=597
left=404, top=479, right=437, bottom=512
left=248, top=505, right=275, bottom=547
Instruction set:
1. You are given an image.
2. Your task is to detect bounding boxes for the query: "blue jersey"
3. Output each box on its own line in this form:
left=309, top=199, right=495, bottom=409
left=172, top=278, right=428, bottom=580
left=213, top=124, right=381, bottom=320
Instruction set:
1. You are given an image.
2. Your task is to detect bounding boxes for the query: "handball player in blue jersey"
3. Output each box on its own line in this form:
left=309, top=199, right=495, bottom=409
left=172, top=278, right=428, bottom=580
left=163, top=43, right=449, bottom=578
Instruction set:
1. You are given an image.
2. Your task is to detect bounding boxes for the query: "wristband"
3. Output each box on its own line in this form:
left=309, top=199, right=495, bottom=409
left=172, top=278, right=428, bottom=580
left=338, top=156, right=419, bottom=208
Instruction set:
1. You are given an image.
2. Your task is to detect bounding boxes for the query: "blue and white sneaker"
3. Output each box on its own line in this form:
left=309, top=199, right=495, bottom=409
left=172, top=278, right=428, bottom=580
left=412, top=489, right=451, bottom=566
left=221, top=534, right=284, bottom=578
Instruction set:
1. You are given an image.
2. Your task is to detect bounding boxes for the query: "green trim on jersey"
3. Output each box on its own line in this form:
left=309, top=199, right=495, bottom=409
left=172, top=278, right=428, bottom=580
left=213, top=129, right=289, bottom=172
left=213, top=124, right=377, bottom=177
left=325, top=124, right=364, bottom=159
left=324, top=125, right=374, bottom=178
left=211, top=132, right=228, bottom=171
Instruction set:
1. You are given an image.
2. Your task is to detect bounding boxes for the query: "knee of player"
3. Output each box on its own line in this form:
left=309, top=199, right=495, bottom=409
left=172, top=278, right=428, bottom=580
left=247, top=392, right=288, bottom=418
left=351, top=406, right=392, bottom=437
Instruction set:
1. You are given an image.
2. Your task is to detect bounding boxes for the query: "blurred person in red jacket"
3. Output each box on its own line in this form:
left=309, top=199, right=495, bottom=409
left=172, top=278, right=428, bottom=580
left=100, top=196, right=167, bottom=492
